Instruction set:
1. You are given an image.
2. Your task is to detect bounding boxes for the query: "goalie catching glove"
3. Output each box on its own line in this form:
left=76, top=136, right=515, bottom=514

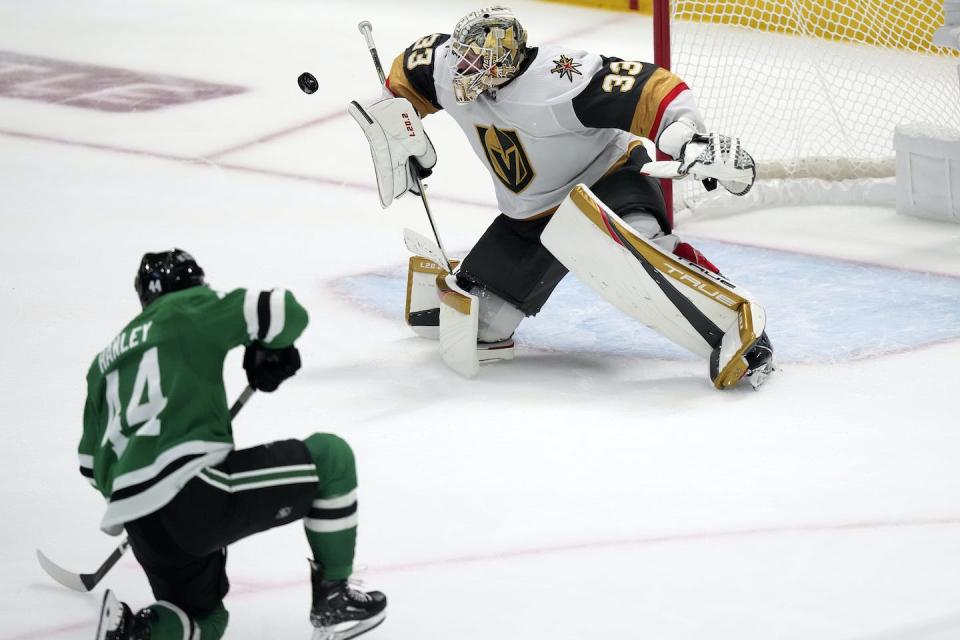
left=348, top=97, right=437, bottom=208
left=649, top=118, right=757, bottom=196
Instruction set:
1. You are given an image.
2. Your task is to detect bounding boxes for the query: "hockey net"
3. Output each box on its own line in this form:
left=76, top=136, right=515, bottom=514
left=663, top=0, right=960, bottom=213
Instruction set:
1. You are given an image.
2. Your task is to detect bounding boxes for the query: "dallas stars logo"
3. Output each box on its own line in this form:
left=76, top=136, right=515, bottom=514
left=550, top=54, right=582, bottom=82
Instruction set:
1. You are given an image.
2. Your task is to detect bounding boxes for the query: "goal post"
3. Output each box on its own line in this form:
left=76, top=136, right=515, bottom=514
left=653, top=0, right=674, bottom=224
left=655, top=0, right=960, bottom=213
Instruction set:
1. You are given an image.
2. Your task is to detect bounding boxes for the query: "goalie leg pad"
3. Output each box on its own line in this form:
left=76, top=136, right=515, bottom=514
left=436, top=274, right=480, bottom=378
left=405, top=256, right=459, bottom=340
left=434, top=275, right=515, bottom=377
left=541, top=184, right=769, bottom=389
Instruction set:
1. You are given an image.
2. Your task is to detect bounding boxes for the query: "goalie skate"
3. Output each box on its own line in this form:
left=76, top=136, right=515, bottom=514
left=743, top=332, right=775, bottom=390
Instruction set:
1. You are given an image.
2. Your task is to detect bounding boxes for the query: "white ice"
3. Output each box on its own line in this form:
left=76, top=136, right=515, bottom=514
left=3, top=1, right=960, bottom=639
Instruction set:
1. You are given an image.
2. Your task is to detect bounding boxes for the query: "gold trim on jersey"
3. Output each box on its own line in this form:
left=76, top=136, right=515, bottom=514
left=388, top=52, right=440, bottom=117
left=475, top=125, right=536, bottom=194
left=526, top=205, right=560, bottom=221
left=630, top=67, right=684, bottom=139
left=602, top=139, right=647, bottom=177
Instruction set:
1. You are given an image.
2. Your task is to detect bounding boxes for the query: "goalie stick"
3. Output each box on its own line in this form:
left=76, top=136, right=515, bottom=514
left=357, top=20, right=454, bottom=273
left=35, top=385, right=255, bottom=592
left=403, top=227, right=449, bottom=271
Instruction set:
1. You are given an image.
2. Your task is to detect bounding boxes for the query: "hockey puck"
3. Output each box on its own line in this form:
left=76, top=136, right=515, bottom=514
left=298, top=72, right=318, bottom=95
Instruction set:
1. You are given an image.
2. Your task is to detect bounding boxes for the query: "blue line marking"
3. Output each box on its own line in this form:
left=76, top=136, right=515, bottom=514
left=332, top=240, right=960, bottom=364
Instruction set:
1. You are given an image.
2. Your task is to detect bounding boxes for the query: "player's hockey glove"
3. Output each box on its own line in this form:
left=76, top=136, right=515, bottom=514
left=243, top=342, right=301, bottom=392
left=654, top=119, right=756, bottom=196
left=348, top=96, right=438, bottom=208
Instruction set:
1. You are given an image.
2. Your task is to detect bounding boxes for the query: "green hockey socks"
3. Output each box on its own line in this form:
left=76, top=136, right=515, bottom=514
left=303, top=433, right=358, bottom=581
left=143, top=601, right=228, bottom=640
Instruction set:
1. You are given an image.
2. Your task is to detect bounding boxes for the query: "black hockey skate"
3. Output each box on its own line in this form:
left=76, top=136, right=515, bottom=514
left=310, top=561, right=386, bottom=640
left=744, top=331, right=775, bottom=390
left=94, top=590, right=150, bottom=640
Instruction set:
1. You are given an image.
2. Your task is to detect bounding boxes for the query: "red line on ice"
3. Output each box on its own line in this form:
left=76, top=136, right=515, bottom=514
left=202, top=104, right=366, bottom=160
left=0, top=127, right=492, bottom=211
left=15, top=515, right=960, bottom=639
left=4, top=620, right=90, bottom=639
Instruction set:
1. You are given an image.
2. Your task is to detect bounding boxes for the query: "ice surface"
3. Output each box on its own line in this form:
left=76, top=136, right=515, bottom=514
left=3, top=1, right=960, bottom=639
left=336, top=240, right=960, bottom=363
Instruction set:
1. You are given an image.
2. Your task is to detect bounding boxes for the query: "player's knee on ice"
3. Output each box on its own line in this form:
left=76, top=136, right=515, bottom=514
left=140, top=601, right=228, bottom=640
left=304, top=433, right=357, bottom=497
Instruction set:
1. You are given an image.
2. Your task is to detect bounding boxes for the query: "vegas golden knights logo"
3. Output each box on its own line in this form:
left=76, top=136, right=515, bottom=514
left=475, top=125, right=535, bottom=194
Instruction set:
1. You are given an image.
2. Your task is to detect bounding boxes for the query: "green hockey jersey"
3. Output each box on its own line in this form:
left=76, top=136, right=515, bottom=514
left=78, top=286, right=308, bottom=534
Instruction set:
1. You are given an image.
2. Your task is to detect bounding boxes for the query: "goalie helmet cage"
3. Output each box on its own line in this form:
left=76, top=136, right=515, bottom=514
left=653, top=0, right=960, bottom=214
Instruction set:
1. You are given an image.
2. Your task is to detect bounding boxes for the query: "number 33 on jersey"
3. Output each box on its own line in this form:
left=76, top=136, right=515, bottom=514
left=386, top=35, right=702, bottom=220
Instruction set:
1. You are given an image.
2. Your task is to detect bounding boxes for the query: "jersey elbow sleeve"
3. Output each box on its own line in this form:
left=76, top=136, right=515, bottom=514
left=258, top=289, right=308, bottom=348
left=572, top=59, right=691, bottom=141
left=385, top=34, right=449, bottom=117
left=631, top=68, right=690, bottom=141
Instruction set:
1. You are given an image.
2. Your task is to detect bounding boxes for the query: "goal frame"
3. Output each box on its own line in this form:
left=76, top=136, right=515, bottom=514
left=651, top=0, right=959, bottom=216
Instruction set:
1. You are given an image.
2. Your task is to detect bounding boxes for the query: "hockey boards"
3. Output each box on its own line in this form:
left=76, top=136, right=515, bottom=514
left=541, top=185, right=766, bottom=389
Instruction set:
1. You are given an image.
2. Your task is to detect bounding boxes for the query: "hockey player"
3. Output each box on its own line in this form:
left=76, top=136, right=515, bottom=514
left=82, top=249, right=386, bottom=640
left=349, top=6, right=774, bottom=389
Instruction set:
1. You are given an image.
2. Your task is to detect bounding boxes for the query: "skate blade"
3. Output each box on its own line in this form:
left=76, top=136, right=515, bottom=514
left=478, top=339, right=514, bottom=363
left=312, top=611, right=386, bottom=640
left=94, top=590, right=121, bottom=640
left=747, top=362, right=776, bottom=390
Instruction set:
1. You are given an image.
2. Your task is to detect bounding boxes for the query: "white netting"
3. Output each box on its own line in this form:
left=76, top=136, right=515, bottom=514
left=668, top=0, right=960, bottom=211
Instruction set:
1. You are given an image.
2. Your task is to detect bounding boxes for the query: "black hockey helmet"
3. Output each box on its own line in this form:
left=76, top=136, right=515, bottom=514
left=134, top=249, right=205, bottom=309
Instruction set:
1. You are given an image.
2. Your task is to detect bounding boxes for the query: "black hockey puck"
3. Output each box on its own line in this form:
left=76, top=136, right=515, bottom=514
left=298, top=72, right=318, bottom=95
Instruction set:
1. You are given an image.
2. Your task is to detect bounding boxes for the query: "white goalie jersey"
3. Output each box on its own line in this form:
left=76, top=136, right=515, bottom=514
left=387, top=35, right=706, bottom=220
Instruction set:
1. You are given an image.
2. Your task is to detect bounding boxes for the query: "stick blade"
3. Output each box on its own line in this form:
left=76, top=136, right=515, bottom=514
left=36, top=548, right=92, bottom=592
left=403, top=228, right=450, bottom=272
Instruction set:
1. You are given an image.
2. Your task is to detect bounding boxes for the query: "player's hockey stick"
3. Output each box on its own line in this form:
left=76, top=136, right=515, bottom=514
left=35, top=385, right=255, bottom=592
left=358, top=20, right=454, bottom=273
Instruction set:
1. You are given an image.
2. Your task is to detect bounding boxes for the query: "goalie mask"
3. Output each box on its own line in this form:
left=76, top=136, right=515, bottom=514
left=449, top=6, right=527, bottom=104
